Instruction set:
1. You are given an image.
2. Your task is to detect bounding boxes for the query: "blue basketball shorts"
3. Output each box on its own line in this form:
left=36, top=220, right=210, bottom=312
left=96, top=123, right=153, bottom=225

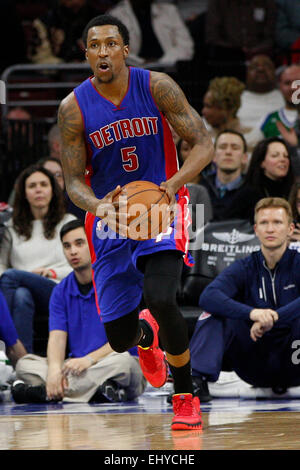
left=85, top=190, right=192, bottom=323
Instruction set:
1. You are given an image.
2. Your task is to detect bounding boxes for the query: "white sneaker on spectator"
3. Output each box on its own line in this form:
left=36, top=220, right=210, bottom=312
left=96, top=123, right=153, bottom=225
left=240, top=385, right=300, bottom=399
left=208, top=371, right=252, bottom=398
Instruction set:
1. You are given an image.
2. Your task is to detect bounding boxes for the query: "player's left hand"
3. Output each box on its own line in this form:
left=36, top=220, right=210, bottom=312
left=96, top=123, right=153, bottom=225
left=62, top=357, right=90, bottom=376
left=96, top=185, right=128, bottom=237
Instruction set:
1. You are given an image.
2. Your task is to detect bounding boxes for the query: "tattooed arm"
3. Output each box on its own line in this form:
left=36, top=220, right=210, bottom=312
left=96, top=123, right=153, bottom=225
left=150, top=71, right=214, bottom=196
left=58, top=93, right=124, bottom=223
left=58, top=92, right=100, bottom=214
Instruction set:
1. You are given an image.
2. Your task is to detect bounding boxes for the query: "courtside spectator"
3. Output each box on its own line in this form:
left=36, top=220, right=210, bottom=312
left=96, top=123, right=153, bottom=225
left=12, top=219, right=146, bottom=403
left=191, top=197, right=300, bottom=396
left=237, top=55, right=285, bottom=131
left=246, top=65, right=300, bottom=155
left=201, top=77, right=248, bottom=142
left=263, top=65, right=300, bottom=139
left=245, top=137, right=295, bottom=203
left=201, top=130, right=257, bottom=221
left=0, top=165, right=75, bottom=353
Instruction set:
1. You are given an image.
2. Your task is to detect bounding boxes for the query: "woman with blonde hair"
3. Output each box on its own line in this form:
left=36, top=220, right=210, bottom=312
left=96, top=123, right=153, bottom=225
left=201, top=76, right=249, bottom=141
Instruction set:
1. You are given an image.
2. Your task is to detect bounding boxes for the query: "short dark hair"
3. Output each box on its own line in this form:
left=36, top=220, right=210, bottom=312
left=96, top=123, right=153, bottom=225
left=82, top=14, right=130, bottom=47
left=215, top=129, right=248, bottom=153
left=60, top=219, right=85, bottom=241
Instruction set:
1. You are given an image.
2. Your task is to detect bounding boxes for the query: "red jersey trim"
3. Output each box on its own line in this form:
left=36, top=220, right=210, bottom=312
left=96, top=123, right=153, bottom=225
left=84, top=212, right=102, bottom=317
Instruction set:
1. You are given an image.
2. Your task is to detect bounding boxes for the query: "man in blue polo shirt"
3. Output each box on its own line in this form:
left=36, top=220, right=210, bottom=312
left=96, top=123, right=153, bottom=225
left=190, top=197, right=300, bottom=396
left=12, top=219, right=146, bottom=403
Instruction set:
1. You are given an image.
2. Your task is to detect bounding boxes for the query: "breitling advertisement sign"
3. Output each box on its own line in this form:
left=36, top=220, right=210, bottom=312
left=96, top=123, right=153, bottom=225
left=190, top=219, right=260, bottom=280
left=180, top=219, right=260, bottom=305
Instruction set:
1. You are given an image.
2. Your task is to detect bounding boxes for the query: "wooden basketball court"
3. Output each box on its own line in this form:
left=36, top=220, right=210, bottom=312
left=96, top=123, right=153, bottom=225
left=1, top=387, right=300, bottom=451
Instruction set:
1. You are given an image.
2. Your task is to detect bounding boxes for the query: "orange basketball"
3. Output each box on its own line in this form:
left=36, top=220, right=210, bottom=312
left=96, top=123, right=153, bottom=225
left=112, top=180, right=173, bottom=241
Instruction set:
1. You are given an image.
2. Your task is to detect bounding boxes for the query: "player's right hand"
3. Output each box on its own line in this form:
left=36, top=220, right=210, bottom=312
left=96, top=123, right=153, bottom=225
left=249, top=308, right=278, bottom=331
left=96, top=185, right=128, bottom=237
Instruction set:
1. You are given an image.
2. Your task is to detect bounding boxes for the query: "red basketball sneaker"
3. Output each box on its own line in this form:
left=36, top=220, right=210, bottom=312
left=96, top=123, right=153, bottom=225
left=138, top=309, right=168, bottom=388
left=171, top=394, right=202, bottom=431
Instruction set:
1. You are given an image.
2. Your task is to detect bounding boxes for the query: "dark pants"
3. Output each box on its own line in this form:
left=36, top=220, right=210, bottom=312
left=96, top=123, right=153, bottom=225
left=190, top=314, right=300, bottom=388
left=0, top=269, right=56, bottom=353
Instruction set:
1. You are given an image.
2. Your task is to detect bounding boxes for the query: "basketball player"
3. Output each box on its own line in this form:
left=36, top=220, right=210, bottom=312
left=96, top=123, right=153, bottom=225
left=58, top=14, right=213, bottom=430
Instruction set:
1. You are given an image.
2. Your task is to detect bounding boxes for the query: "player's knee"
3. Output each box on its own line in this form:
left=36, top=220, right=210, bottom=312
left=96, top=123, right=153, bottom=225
left=144, top=274, right=177, bottom=310
left=104, top=309, right=140, bottom=353
left=144, top=286, right=176, bottom=317
left=106, top=335, right=136, bottom=354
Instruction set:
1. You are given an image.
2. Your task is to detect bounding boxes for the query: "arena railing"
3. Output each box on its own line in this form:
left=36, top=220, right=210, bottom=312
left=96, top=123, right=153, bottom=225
left=1, top=62, right=93, bottom=124
left=0, top=60, right=177, bottom=123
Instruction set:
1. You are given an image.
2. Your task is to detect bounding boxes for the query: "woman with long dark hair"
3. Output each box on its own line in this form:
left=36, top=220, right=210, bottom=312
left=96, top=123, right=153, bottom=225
left=0, top=164, right=75, bottom=352
left=245, top=136, right=295, bottom=200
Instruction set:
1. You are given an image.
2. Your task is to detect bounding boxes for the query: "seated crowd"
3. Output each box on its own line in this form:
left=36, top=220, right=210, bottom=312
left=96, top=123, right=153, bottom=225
left=1, top=0, right=300, bottom=404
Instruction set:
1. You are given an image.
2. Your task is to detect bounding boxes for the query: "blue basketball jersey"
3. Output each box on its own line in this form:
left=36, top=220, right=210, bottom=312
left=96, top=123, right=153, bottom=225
left=74, top=67, right=180, bottom=199
left=75, top=67, right=193, bottom=321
